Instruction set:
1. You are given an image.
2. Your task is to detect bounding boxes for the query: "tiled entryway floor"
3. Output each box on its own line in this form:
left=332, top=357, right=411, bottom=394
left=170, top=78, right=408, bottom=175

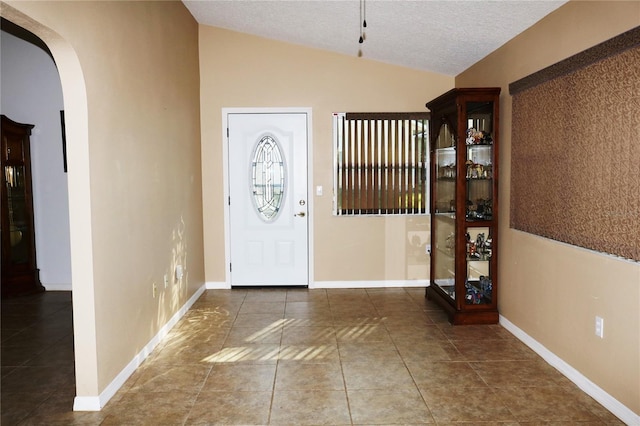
left=1, top=288, right=623, bottom=425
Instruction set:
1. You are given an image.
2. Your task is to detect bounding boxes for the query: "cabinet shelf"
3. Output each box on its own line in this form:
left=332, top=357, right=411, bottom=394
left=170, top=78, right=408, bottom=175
left=426, top=88, right=500, bottom=325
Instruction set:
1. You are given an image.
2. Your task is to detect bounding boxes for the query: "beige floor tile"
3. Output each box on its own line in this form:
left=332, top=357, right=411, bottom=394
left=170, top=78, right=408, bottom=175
left=147, top=339, right=226, bottom=366
left=332, top=314, right=385, bottom=327
left=284, top=305, right=333, bottom=319
left=201, top=363, right=277, bottom=392
left=3, top=289, right=621, bottom=425
left=180, top=306, right=240, bottom=327
left=348, top=388, right=435, bottom=424
left=337, top=341, right=403, bottom=363
left=270, top=390, right=351, bottom=425
left=160, top=326, right=229, bottom=350
left=425, top=310, right=451, bottom=324
left=202, top=343, right=281, bottom=364
left=232, top=313, right=286, bottom=328
left=419, top=386, right=516, bottom=423
left=101, top=390, right=197, bottom=425
left=129, top=364, right=211, bottom=393
left=494, top=385, right=604, bottom=422
left=452, top=338, right=539, bottom=361
left=224, top=323, right=284, bottom=345
left=282, top=313, right=335, bottom=327
left=174, top=313, right=236, bottom=331
left=285, top=301, right=331, bottom=312
left=386, top=323, right=449, bottom=342
left=375, top=302, right=426, bottom=316
left=244, top=289, right=287, bottom=302
left=342, top=361, right=415, bottom=390
left=285, top=289, right=328, bottom=303
left=470, top=360, right=566, bottom=387
left=562, top=382, right=627, bottom=424
left=331, top=306, right=380, bottom=317
left=437, top=323, right=504, bottom=340
left=396, top=340, right=463, bottom=363
left=335, top=323, right=392, bottom=343
left=239, top=301, right=286, bottom=315
left=406, top=360, right=488, bottom=388
left=278, top=343, right=341, bottom=363
left=275, top=362, right=345, bottom=390
left=381, top=311, right=435, bottom=326
left=281, top=325, right=337, bottom=345
left=186, top=391, right=273, bottom=425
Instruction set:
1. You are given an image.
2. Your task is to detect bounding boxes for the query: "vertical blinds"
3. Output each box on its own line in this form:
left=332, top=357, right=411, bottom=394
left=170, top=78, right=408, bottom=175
left=334, top=112, right=429, bottom=215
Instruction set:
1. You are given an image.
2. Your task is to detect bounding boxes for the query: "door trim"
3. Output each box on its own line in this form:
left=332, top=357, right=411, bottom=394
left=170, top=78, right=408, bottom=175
left=221, top=107, right=314, bottom=289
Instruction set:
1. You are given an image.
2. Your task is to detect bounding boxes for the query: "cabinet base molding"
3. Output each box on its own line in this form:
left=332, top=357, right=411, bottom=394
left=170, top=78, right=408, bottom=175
left=426, top=286, right=498, bottom=325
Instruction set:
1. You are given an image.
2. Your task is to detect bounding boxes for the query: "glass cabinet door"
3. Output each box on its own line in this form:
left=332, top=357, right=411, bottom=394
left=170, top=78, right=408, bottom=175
left=463, top=101, right=495, bottom=306
left=432, top=121, right=456, bottom=300
left=4, top=164, right=31, bottom=265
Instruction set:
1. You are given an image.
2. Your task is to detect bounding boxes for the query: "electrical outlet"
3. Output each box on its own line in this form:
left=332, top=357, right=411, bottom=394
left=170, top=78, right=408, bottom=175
left=175, top=265, right=184, bottom=280
left=595, top=316, right=604, bottom=338
left=153, top=283, right=157, bottom=299
left=426, top=244, right=431, bottom=254
left=163, top=274, right=169, bottom=288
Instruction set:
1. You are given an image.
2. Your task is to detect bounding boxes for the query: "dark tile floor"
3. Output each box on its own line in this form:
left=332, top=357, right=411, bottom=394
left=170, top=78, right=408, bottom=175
left=1, top=288, right=623, bottom=425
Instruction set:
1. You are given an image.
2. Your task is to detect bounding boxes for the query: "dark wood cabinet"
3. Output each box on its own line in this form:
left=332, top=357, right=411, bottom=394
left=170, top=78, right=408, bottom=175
left=425, top=88, right=500, bottom=324
left=1, top=115, right=44, bottom=298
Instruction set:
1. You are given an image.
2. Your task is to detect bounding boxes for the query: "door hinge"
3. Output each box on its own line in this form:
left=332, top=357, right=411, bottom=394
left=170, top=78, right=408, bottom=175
left=226, top=127, right=229, bottom=138
left=229, top=263, right=232, bottom=272
left=228, top=196, right=231, bottom=206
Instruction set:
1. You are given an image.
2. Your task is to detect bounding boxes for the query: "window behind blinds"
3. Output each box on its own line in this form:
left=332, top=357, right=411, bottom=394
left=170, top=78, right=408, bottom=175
left=333, top=112, right=429, bottom=215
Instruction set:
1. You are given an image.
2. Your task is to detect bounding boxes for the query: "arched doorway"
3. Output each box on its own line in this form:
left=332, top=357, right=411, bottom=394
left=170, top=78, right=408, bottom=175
left=0, top=3, right=100, bottom=412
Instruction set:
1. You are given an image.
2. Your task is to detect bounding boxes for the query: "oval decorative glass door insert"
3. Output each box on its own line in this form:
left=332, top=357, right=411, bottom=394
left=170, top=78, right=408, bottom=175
left=250, top=135, right=286, bottom=221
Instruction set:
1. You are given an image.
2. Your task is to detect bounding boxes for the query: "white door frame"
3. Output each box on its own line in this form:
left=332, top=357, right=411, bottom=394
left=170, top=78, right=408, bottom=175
left=221, top=107, right=314, bottom=289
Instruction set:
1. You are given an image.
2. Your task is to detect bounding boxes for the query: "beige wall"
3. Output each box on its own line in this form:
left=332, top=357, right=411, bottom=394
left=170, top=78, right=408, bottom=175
left=199, top=26, right=453, bottom=285
left=2, top=0, right=205, bottom=399
left=456, top=1, right=640, bottom=415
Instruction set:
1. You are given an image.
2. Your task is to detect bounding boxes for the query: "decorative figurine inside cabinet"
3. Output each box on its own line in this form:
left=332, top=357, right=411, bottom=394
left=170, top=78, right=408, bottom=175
left=425, top=88, right=500, bottom=325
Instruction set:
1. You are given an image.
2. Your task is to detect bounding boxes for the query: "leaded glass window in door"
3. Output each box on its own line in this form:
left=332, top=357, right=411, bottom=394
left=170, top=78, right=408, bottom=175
left=250, top=135, right=286, bottom=221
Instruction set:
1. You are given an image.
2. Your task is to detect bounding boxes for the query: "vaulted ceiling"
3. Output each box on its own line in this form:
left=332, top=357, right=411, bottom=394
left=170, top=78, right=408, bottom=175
left=183, top=0, right=567, bottom=76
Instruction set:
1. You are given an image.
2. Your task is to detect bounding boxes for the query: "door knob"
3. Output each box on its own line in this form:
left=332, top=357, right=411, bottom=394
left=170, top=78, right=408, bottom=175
left=295, top=212, right=306, bottom=217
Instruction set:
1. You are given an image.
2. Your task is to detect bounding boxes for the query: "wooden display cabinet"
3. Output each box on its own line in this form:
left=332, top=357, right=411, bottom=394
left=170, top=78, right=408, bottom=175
left=1, top=115, right=44, bottom=298
left=425, top=88, right=500, bottom=324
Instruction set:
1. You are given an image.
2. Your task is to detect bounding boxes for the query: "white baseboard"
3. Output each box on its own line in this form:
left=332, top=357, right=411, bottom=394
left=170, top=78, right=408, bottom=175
left=499, top=315, right=639, bottom=425
left=72, top=396, right=101, bottom=411
left=43, top=283, right=72, bottom=291
left=204, top=281, right=429, bottom=290
left=73, top=284, right=206, bottom=411
left=206, top=281, right=230, bottom=289
left=313, top=280, right=429, bottom=289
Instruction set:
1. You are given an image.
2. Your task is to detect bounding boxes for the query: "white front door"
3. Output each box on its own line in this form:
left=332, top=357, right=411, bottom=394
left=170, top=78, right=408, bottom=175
left=227, top=112, right=309, bottom=286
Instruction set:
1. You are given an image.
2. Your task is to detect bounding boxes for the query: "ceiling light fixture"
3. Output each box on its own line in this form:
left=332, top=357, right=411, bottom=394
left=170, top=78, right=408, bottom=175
left=358, top=0, right=367, bottom=57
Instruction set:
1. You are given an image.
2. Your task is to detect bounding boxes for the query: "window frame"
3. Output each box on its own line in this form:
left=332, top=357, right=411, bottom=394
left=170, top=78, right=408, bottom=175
left=332, top=112, right=430, bottom=216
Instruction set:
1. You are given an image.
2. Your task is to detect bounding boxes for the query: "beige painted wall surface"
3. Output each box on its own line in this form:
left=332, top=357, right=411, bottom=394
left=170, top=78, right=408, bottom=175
left=199, top=26, right=453, bottom=284
left=3, top=0, right=205, bottom=397
left=456, top=1, right=640, bottom=415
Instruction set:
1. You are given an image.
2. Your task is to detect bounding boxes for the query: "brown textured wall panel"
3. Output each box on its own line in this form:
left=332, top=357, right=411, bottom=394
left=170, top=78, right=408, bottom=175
left=511, top=43, right=640, bottom=261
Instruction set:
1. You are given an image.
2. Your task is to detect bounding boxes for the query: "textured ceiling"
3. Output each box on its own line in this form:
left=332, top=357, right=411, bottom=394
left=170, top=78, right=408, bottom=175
left=182, top=0, right=567, bottom=76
